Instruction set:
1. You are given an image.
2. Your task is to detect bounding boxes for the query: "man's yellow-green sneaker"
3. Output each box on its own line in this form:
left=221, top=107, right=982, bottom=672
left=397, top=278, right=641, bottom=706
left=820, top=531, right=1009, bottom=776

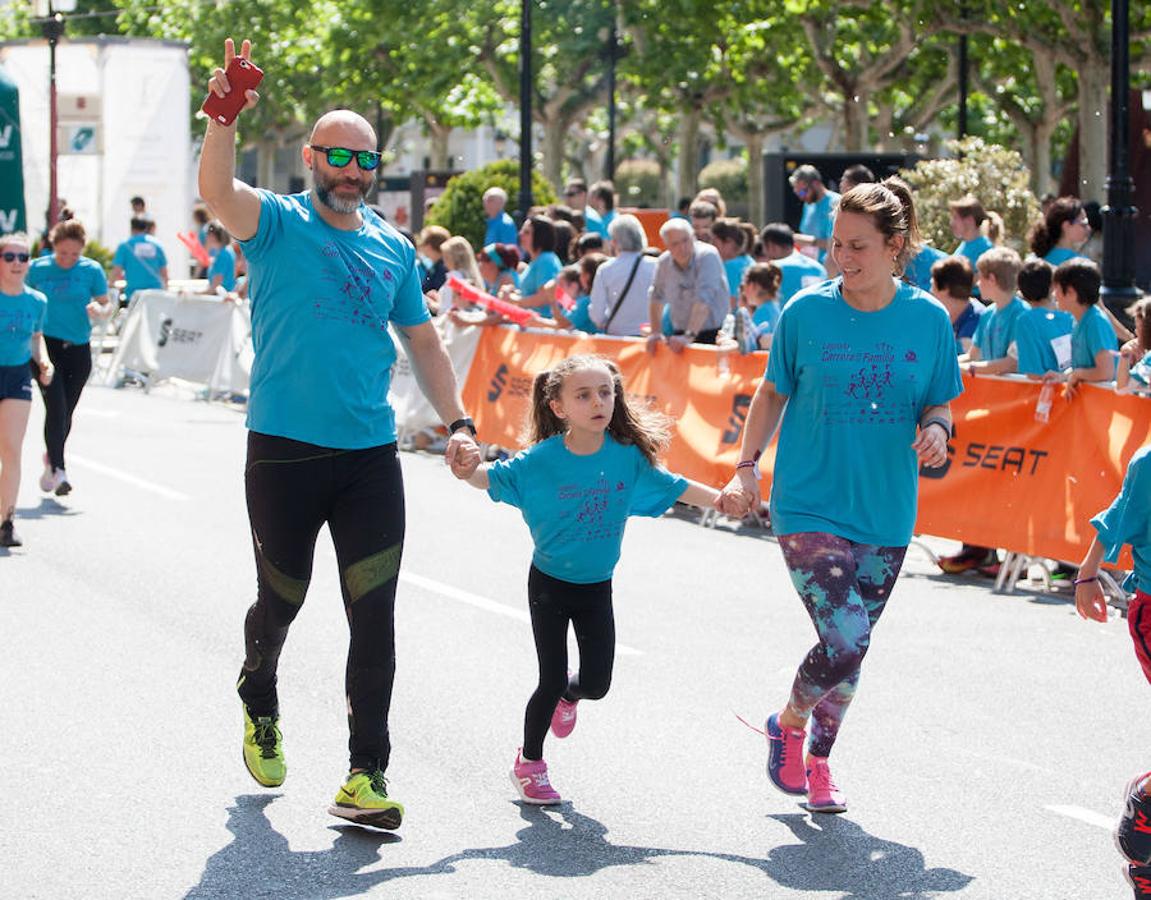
left=328, top=768, right=404, bottom=830
left=242, top=705, right=286, bottom=787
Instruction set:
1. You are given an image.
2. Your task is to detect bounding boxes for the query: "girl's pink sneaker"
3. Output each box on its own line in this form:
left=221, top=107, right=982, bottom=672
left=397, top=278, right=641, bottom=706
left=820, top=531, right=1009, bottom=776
left=510, top=750, right=562, bottom=805
left=551, top=698, right=579, bottom=738
left=805, top=755, right=847, bottom=813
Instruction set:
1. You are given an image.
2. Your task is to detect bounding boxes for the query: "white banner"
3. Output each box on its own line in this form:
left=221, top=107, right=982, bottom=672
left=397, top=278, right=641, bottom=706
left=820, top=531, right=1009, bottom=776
left=389, top=317, right=483, bottom=434
left=107, top=290, right=251, bottom=393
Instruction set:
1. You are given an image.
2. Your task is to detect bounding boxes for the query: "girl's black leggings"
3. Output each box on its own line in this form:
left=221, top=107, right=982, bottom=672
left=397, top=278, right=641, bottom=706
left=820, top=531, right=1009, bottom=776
left=523, top=565, right=615, bottom=760
left=237, top=431, right=405, bottom=772
left=37, top=338, right=91, bottom=471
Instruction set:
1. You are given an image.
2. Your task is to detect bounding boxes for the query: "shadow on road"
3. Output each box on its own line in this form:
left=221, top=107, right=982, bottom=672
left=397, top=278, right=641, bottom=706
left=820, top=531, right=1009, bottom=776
left=185, top=794, right=972, bottom=898
left=764, top=812, right=973, bottom=898
left=16, top=497, right=81, bottom=519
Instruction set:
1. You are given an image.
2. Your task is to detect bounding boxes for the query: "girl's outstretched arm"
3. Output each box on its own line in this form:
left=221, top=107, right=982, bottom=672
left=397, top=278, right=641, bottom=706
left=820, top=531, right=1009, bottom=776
left=677, top=479, right=720, bottom=509
left=466, top=464, right=491, bottom=490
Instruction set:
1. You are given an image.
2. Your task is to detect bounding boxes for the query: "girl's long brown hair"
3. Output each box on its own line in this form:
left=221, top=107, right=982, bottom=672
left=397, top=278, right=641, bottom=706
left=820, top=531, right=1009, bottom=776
left=525, top=355, right=672, bottom=464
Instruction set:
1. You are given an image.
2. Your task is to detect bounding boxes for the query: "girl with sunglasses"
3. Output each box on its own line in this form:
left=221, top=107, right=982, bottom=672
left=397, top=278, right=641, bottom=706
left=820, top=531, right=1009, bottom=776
left=0, top=233, right=54, bottom=547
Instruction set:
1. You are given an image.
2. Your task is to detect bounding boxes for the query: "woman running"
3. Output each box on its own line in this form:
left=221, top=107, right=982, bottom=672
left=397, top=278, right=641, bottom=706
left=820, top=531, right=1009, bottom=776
left=718, top=179, right=962, bottom=813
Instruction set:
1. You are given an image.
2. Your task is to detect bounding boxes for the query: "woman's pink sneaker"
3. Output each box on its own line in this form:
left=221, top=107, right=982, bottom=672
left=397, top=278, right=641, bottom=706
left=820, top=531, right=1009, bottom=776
left=510, top=750, right=562, bottom=805
left=765, top=713, right=808, bottom=795
left=805, top=755, right=847, bottom=813
left=551, top=698, right=578, bottom=738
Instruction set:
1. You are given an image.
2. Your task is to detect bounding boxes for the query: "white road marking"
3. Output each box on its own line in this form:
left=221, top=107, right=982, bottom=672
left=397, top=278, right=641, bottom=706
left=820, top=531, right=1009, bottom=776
left=67, top=454, right=190, bottom=501
left=399, top=571, right=643, bottom=657
left=1046, top=805, right=1115, bottom=831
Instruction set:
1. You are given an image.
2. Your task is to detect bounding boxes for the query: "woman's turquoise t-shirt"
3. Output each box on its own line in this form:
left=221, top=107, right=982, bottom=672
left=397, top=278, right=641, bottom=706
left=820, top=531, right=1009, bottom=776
left=25, top=255, right=107, bottom=344
left=487, top=433, right=687, bottom=583
left=765, top=278, right=963, bottom=547
left=1092, top=445, right=1151, bottom=594
left=209, top=245, right=237, bottom=291
left=0, top=288, right=47, bottom=365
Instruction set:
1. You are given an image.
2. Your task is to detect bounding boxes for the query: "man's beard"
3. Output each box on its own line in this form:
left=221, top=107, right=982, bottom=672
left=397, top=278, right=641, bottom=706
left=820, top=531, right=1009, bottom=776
left=314, top=168, right=370, bottom=214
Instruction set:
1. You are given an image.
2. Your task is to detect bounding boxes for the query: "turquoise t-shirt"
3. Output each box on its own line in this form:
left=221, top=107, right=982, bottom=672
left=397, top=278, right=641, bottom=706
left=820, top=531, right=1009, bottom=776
left=752, top=299, right=781, bottom=332
left=799, top=192, right=839, bottom=264
left=1044, top=247, right=1082, bottom=267
left=25, top=255, right=107, bottom=344
left=1092, top=445, right=1151, bottom=594
left=566, top=295, right=599, bottom=333
left=0, top=288, right=47, bottom=365
left=239, top=190, right=430, bottom=449
left=765, top=279, right=963, bottom=546
left=723, top=254, right=753, bottom=298
left=486, top=433, right=687, bottom=583
left=1012, top=307, right=1074, bottom=375
left=583, top=207, right=605, bottom=238
left=905, top=245, right=947, bottom=294
left=208, top=245, right=237, bottom=291
left=777, top=251, right=827, bottom=306
left=113, top=234, right=167, bottom=297
left=972, top=296, right=1029, bottom=360
left=1128, top=351, right=1151, bottom=387
left=1071, top=303, right=1116, bottom=376
left=953, top=235, right=993, bottom=270
left=520, top=251, right=562, bottom=318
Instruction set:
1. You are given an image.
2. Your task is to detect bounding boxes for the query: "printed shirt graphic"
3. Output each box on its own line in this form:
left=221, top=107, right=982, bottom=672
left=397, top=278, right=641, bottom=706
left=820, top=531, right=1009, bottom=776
left=26, top=256, right=107, bottom=344
left=765, top=278, right=963, bottom=546
left=113, top=234, right=167, bottom=296
left=972, top=296, right=1028, bottom=360
left=1092, top=445, right=1151, bottom=594
left=239, top=191, right=430, bottom=449
left=0, top=287, right=47, bottom=365
left=486, top=433, right=687, bottom=583
left=1012, top=307, right=1074, bottom=375
left=1071, top=303, right=1117, bottom=376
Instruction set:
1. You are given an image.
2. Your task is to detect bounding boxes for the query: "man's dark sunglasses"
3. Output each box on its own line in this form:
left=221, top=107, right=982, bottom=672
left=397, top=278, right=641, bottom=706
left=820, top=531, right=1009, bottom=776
left=2, top=252, right=30, bottom=263
left=310, top=144, right=382, bottom=171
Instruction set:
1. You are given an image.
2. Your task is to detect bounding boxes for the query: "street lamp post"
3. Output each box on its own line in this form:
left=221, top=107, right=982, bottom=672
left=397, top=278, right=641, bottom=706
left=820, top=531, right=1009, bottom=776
left=1101, top=0, right=1141, bottom=322
left=518, top=0, right=533, bottom=224
left=41, top=6, right=65, bottom=231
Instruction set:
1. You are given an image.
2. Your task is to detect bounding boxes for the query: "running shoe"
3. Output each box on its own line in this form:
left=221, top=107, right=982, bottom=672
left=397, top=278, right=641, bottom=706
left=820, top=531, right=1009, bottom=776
left=1118, top=772, right=1151, bottom=865
left=242, top=704, right=286, bottom=787
left=805, top=755, right=847, bottom=813
left=551, top=698, right=578, bottom=739
left=0, top=519, right=21, bottom=548
left=938, top=546, right=998, bottom=574
left=329, top=768, right=404, bottom=829
left=38, top=454, right=54, bottom=493
left=765, top=712, right=807, bottom=795
left=1128, top=863, right=1151, bottom=897
left=510, top=749, right=562, bottom=805
left=53, top=469, right=71, bottom=497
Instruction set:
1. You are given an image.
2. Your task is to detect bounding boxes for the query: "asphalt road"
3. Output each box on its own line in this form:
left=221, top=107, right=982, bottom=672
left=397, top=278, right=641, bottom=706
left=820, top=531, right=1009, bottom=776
left=2, top=383, right=1146, bottom=899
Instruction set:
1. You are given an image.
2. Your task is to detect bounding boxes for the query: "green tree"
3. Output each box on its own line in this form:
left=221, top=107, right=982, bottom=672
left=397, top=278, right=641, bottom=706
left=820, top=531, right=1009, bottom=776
left=425, top=159, right=555, bottom=249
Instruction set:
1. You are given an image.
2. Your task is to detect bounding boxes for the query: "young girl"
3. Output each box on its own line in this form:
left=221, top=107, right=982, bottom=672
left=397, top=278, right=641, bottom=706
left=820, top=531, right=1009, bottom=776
left=464, top=355, right=719, bottom=804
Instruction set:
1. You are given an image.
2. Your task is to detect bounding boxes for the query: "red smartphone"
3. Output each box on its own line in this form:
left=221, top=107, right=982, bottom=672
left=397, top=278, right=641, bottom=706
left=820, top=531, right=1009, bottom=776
left=201, top=56, right=264, bottom=126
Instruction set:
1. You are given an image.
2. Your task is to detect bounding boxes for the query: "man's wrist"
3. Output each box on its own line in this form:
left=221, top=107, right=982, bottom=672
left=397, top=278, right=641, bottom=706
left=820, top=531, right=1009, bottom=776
left=448, top=417, right=477, bottom=437
left=921, top=416, right=953, bottom=438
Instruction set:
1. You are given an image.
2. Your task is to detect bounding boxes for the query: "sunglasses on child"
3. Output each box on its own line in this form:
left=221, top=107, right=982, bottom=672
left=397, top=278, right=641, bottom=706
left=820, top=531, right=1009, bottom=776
left=309, top=144, right=382, bottom=171
left=2, top=251, right=30, bottom=263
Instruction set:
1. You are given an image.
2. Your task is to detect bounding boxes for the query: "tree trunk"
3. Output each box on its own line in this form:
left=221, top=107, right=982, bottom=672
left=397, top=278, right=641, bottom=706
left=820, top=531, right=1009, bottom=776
left=427, top=121, right=452, bottom=170
left=676, top=108, right=702, bottom=201
left=258, top=135, right=278, bottom=192
left=1033, top=119, right=1056, bottom=197
left=1076, top=59, right=1109, bottom=202
left=542, top=117, right=566, bottom=192
left=745, top=131, right=765, bottom=228
left=843, top=88, right=869, bottom=151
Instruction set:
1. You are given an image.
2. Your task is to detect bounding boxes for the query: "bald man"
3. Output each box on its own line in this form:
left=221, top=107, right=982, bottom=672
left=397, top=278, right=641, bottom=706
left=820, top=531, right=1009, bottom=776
left=199, top=38, right=481, bottom=830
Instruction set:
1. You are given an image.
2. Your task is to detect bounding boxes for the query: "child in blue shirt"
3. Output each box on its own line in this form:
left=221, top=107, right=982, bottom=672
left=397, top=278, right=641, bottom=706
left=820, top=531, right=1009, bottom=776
left=205, top=221, right=237, bottom=293
left=1010, top=258, right=1074, bottom=377
left=464, top=354, right=719, bottom=804
left=1074, top=445, right=1151, bottom=890
left=1046, top=258, right=1117, bottom=398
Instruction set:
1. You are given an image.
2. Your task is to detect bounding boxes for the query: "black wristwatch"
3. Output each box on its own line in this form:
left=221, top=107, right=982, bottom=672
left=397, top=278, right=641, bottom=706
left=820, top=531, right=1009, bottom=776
left=448, top=417, right=477, bottom=437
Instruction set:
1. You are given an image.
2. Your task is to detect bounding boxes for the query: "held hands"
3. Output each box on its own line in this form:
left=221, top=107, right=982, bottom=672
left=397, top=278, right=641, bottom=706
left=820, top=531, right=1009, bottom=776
left=717, top=467, right=759, bottom=518
left=445, top=431, right=482, bottom=480
left=644, top=333, right=663, bottom=355
left=207, top=39, right=261, bottom=122
left=1074, top=580, right=1108, bottom=623
left=667, top=335, right=692, bottom=354
left=912, top=423, right=948, bottom=468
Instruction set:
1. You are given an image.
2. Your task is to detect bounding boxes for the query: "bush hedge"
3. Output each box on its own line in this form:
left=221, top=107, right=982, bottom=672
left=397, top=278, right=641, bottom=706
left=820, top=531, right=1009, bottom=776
left=425, top=160, right=556, bottom=250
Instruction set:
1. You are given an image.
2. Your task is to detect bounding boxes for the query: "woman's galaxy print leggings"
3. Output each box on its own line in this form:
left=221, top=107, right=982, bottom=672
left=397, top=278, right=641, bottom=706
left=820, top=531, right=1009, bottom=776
left=778, top=532, right=908, bottom=758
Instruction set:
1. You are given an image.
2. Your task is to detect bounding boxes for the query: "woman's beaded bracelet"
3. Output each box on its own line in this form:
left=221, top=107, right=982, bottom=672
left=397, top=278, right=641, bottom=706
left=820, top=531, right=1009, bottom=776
left=1072, top=576, right=1098, bottom=585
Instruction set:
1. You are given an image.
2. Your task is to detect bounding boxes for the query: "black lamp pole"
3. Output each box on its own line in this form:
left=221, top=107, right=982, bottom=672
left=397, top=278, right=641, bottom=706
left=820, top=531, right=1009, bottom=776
left=517, top=0, right=533, bottom=224
left=1101, top=0, right=1141, bottom=322
left=42, top=6, right=65, bottom=231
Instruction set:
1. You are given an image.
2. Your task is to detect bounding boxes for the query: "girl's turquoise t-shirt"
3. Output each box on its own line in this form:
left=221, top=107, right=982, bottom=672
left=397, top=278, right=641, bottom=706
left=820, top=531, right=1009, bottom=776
left=0, top=288, right=47, bottom=365
left=25, top=255, right=107, bottom=344
left=1092, top=445, right=1151, bottom=594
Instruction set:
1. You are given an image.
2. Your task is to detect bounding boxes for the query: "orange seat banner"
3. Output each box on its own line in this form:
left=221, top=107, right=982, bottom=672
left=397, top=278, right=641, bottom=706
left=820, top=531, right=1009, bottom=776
left=460, top=327, right=1150, bottom=565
